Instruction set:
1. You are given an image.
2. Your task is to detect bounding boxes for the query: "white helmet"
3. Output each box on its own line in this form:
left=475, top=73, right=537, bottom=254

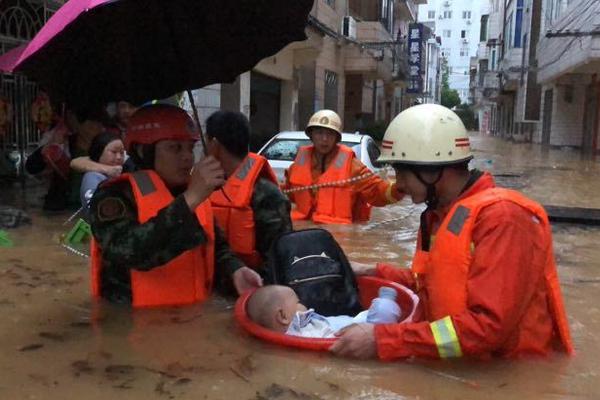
left=306, top=109, right=342, bottom=140
left=377, top=104, right=472, bottom=166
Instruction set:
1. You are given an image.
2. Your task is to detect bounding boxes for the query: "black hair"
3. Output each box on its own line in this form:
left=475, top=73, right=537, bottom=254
left=88, top=131, right=122, bottom=162
left=206, top=110, right=250, bottom=159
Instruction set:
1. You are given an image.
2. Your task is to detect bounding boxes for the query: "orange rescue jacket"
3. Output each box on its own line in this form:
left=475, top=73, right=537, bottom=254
left=91, top=170, right=215, bottom=308
left=411, top=187, right=573, bottom=358
left=288, top=145, right=371, bottom=224
left=210, top=153, right=278, bottom=269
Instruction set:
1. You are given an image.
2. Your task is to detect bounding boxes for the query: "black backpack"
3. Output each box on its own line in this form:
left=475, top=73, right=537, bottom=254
left=266, top=229, right=362, bottom=317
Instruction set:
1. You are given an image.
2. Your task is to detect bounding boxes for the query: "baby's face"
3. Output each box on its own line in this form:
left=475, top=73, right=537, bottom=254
left=280, top=287, right=307, bottom=319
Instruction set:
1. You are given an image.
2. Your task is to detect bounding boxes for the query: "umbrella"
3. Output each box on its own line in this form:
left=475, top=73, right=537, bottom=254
left=0, top=0, right=314, bottom=107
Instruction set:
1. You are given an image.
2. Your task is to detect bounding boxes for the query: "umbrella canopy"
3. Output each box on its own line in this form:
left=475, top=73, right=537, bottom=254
left=0, top=0, right=313, bottom=106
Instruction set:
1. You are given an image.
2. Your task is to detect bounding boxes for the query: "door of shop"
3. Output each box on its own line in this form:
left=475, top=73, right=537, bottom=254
left=541, top=89, right=553, bottom=145
left=250, top=72, right=281, bottom=152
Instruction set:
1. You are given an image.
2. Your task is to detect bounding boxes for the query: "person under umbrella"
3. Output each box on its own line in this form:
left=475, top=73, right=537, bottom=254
left=89, top=104, right=262, bottom=306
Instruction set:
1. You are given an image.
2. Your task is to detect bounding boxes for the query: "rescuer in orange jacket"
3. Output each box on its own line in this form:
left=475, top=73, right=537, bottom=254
left=206, top=111, right=292, bottom=271
left=88, top=105, right=262, bottom=307
left=330, top=104, right=573, bottom=360
left=284, top=110, right=402, bottom=224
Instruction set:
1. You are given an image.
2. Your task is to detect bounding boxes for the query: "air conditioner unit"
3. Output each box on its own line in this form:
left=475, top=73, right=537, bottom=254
left=443, top=0, right=451, bottom=7
left=466, top=20, right=472, bottom=25
left=462, top=38, right=469, bottom=44
left=342, top=16, right=357, bottom=40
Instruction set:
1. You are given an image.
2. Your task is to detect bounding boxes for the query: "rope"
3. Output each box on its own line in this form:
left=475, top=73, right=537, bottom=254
left=362, top=214, right=413, bottom=231
left=282, top=172, right=375, bottom=194
left=61, top=243, right=89, bottom=259
left=63, top=207, right=83, bottom=226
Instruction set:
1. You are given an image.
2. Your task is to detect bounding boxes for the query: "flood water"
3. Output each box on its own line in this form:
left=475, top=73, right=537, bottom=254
left=1, top=134, right=599, bottom=399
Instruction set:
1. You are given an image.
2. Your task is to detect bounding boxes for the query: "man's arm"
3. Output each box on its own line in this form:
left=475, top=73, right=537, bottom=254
left=251, top=178, right=293, bottom=258
left=374, top=201, right=547, bottom=360
left=89, top=183, right=207, bottom=270
left=351, top=159, right=402, bottom=206
left=71, top=156, right=122, bottom=177
left=334, top=201, right=547, bottom=360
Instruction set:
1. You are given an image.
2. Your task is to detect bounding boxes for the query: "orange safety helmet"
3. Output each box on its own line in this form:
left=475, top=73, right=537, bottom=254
left=124, top=104, right=200, bottom=152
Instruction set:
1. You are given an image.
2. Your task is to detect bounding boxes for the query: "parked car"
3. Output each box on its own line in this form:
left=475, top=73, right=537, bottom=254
left=257, top=131, right=382, bottom=183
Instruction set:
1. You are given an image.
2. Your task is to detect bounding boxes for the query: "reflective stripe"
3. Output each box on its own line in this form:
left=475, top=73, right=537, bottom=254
left=430, top=316, right=463, bottom=358
left=334, top=151, right=348, bottom=169
left=236, top=157, right=256, bottom=180
left=447, top=205, right=470, bottom=236
left=132, top=171, right=156, bottom=196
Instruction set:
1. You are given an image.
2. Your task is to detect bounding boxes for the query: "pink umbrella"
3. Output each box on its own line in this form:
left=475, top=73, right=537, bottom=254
left=0, top=44, right=25, bottom=73
left=0, top=0, right=313, bottom=107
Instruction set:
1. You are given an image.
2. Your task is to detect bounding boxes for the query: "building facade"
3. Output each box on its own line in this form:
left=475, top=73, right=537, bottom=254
left=187, top=0, right=427, bottom=151
left=471, top=0, right=598, bottom=154
left=418, top=0, right=482, bottom=103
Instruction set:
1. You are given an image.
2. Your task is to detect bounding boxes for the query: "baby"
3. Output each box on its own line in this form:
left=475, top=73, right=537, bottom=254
left=246, top=285, right=401, bottom=338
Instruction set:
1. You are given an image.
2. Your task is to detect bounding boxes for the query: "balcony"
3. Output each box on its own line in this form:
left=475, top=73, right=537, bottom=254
left=344, top=20, right=395, bottom=81
left=499, top=48, right=523, bottom=91
left=310, top=0, right=343, bottom=34
left=396, top=0, right=417, bottom=22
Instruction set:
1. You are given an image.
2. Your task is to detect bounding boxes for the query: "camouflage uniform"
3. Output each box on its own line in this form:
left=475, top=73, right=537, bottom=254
left=89, top=181, right=244, bottom=304
left=250, top=177, right=293, bottom=264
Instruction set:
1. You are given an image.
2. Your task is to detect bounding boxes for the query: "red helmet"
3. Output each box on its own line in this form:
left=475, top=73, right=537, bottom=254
left=124, top=105, right=200, bottom=151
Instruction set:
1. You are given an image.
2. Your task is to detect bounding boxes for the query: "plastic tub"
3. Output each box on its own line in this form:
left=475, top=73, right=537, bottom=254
left=234, top=275, right=419, bottom=351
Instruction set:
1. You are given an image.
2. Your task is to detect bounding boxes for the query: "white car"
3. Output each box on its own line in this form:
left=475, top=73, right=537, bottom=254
left=257, top=131, right=382, bottom=183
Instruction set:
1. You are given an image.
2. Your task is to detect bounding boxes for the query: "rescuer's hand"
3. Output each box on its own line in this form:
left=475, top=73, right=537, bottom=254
left=102, top=164, right=123, bottom=177
left=232, top=266, right=263, bottom=295
left=184, top=156, right=225, bottom=209
left=330, top=323, right=377, bottom=359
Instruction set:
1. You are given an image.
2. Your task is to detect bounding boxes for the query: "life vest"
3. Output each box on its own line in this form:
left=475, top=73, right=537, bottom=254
left=90, top=170, right=215, bottom=307
left=411, top=187, right=573, bottom=358
left=288, top=145, right=371, bottom=224
left=210, top=153, right=278, bottom=269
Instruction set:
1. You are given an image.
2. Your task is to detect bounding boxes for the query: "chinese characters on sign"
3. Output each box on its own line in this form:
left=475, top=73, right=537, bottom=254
left=407, top=23, right=423, bottom=94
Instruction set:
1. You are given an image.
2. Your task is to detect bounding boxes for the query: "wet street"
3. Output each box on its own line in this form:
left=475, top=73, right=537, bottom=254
left=1, top=134, right=599, bottom=400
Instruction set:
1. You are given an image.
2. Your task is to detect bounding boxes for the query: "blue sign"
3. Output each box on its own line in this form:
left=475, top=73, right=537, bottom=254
left=407, top=23, right=423, bottom=94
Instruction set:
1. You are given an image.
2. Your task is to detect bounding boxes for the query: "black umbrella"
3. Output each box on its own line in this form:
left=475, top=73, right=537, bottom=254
left=1, top=0, right=313, bottom=107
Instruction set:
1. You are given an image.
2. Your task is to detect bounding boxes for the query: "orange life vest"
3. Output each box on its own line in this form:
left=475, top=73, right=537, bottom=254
left=288, top=145, right=371, bottom=224
left=411, top=187, right=573, bottom=357
left=210, top=153, right=278, bottom=269
left=90, top=170, right=215, bottom=308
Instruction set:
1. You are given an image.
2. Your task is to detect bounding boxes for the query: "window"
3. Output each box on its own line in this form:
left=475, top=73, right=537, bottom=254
left=461, top=30, right=466, bottom=38
left=491, top=49, right=497, bottom=70
left=505, top=11, right=513, bottom=51
left=514, top=0, right=523, bottom=48
left=443, top=29, right=452, bottom=38
left=462, top=11, right=471, bottom=19
left=444, top=11, right=452, bottom=18
left=380, top=0, right=394, bottom=33
left=261, top=139, right=311, bottom=161
left=428, top=10, right=435, bottom=19
left=460, top=49, right=469, bottom=57
left=480, top=15, right=489, bottom=41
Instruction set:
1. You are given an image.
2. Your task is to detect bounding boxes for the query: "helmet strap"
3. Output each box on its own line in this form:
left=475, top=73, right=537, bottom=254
left=411, top=167, right=444, bottom=252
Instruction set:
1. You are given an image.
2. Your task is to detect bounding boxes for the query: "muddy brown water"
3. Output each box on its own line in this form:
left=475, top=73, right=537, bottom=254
left=1, top=135, right=599, bottom=399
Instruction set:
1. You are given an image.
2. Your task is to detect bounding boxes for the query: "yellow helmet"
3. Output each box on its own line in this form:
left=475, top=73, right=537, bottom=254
left=377, top=104, right=473, bottom=166
left=306, top=109, right=342, bottom=140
